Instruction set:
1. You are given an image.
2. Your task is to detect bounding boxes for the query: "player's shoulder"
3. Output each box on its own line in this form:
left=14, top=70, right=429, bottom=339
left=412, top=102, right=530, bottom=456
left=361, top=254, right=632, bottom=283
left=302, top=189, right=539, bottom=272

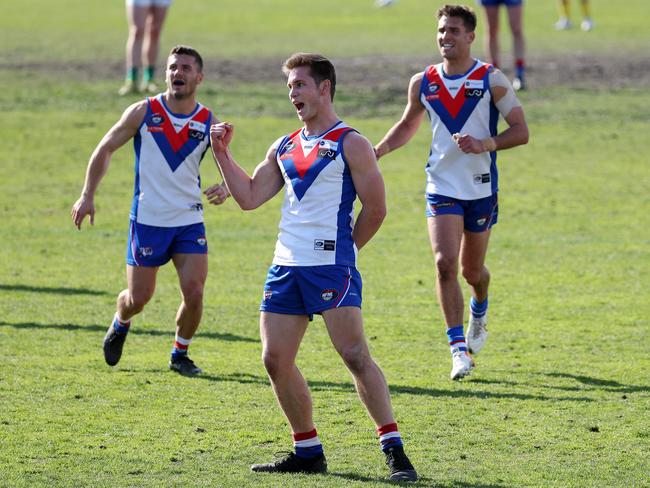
left=342, top=130, right=374, bottom=162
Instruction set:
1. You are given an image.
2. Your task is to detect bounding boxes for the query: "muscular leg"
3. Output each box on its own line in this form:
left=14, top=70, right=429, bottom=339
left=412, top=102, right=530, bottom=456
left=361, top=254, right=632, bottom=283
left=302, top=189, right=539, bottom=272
left=172, top=253, right=207, bottom=341
left=322, top=306, right=394, bottom=427
left=483, top=5, right=501, bottom=68
left=260, top=312, right=314, bottom=434
left=427, top=215, right=465, bottom=327
left=117, top=264, right=158, bottom=320
left=460, top=229, right=491, bottom=302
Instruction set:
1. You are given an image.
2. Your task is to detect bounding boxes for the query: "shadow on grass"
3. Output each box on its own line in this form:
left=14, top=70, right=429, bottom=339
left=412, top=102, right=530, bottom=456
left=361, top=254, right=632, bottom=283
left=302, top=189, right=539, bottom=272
left=0, top=321, right=258, bottom=343
left=195, top=372, right=596, bottom=402
left=468, top=374, right=649, bottom=395
left=0, top=283, right=109, bottom=296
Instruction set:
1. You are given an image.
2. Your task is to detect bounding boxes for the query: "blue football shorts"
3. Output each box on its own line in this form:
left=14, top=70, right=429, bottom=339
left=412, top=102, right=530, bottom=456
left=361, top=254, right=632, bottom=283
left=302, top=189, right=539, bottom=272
left=260, top=264, right=363, bottom=318
left=425, top=193, right=499, bottom=233
left=126, top=220, right=207, bottom=267
left=479, top=0, right=523, bottom=7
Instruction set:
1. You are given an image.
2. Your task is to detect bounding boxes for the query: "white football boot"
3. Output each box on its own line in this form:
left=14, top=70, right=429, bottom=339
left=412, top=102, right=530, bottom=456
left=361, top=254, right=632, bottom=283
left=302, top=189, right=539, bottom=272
left=581, top=18, right=594, bottom=32
left=467, top=314, right=488, bottom=354
left=450, top=351, right=474, bottom=380
left=554, top=17, right=572, bottom=30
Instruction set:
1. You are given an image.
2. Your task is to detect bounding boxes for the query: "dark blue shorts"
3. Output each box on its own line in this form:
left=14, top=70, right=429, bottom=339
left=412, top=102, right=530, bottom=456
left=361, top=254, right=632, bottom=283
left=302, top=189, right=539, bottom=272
left=479, top=0, right=523, bottom=6
left=425, top=193, right=498, bottom=233
left=260, top=264, right=362, bottom=317
left=126, top=220, right=207, bottom=267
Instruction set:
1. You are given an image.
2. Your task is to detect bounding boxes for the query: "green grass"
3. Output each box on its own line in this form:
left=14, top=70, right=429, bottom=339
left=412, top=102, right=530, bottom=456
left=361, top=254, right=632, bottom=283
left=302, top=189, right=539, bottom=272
left=1, top=1, right=650, bottom=487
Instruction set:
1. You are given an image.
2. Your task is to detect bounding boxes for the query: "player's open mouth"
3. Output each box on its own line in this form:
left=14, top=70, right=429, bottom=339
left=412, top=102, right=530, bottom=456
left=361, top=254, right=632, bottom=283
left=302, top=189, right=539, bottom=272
left=173, top=80, right=185, bottom=86
left=294, top=102, right=305, bottom=111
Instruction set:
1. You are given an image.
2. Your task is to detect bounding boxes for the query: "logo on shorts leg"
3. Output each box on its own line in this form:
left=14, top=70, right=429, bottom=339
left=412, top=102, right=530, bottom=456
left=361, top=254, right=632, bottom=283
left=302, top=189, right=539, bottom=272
left=138, top=247, right=153, bottom=257
left=321, top=289, right=339, bottom=302
left=197, top=236, right=207, bottom=246
left=263, top=289, right=273, bottom=301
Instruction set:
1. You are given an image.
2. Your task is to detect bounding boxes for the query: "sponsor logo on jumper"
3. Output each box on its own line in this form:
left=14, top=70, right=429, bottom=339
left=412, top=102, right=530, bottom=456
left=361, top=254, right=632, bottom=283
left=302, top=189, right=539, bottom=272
left=188, top=129, right=205, bottom=140
left=473, top=173, right=491, bottom=184
left=318, top=148, right=335, bottom=158
left=465, top=80, right=484, bottom=89
left=314, top=239, right=336, bottom=251
left=321, top=289, right=339, bottom=302
left=464, top=88, right=484, bottom=98
left=190, top=203, right=204, bottom=211
left=151, top=113, right=164, bottom=125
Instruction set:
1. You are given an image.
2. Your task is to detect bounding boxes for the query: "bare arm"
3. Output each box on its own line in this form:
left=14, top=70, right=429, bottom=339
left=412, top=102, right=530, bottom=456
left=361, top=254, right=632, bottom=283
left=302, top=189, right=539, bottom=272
left=345, top=132, right=387, bottom=250
left=70, top=101, right=146, bottom=229
left=374, top=72, right=426, bottom=159
left=454, top=69, right=529, bottom=153
left=209, top=122, right=284, bottom=210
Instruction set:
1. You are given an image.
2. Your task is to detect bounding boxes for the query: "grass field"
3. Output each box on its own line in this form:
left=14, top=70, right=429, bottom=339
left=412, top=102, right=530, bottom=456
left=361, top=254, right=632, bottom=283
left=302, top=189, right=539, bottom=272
left=1, top=1, right=650, bottom=487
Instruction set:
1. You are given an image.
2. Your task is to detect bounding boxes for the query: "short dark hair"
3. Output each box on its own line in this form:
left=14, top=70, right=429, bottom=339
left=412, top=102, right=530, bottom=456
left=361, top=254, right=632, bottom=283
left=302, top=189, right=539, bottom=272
left=282, top=52, right=337, bottom=101
left=437, top=4, right=477, bottom=32
left=169, top=45, right=203, bottom=72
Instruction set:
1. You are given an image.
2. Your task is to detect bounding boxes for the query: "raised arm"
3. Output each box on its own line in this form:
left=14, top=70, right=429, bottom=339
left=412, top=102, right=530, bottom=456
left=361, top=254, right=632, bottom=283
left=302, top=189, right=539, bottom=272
left=374, top=72, right=426, bottom=159
left=71, top=101, right=146, bottom=229
left=345, top=132, right=387, bottom=250
left=209, top=122, right=284, bottom=210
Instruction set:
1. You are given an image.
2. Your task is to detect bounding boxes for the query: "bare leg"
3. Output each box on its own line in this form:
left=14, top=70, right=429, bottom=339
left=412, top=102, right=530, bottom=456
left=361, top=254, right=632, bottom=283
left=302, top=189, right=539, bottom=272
left=323, top=306, right=394, bottom=427
left=460, top=229, right=492, bottom=302
left=117, top=264, right=158, bottom=320
left=483, top=5, right=501, bottom=67
left=260, top=312, right=314, bottom=434
left=171, top=253, right=207, bottom=340
left=142, top=5, right=169, bottom=69
left=427, top=215, right=465, bottom=327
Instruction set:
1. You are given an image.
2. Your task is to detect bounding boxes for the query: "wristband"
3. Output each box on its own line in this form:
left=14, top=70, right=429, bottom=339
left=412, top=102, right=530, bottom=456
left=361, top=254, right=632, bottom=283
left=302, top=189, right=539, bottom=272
left=481, top=137, right=497, bottom=152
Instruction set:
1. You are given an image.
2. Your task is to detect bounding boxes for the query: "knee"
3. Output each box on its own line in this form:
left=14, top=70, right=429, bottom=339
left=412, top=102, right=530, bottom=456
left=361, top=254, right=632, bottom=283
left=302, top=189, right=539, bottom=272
left=126, top=289, right=152, bottom=312
left=181, top=282, right=204, bottom=309
left=435, top=254, right=458, bottom=282
left=147, top=25, right=162, bottom=41
left=461, top=266, right=482, bottom=287
left=339, top=343, right=370, bottom=375
left=261, top=348, right=289, bottom=380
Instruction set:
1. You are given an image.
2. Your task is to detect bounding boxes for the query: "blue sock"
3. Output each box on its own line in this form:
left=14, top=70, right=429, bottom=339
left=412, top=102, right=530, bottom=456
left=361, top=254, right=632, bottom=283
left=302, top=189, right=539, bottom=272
left=447, top=325, right=467, bottom=354
left=113, top=315, right=130, bottom=335
left=293, top=429, right=324, bottom=459
left=470, top=297, right=488, bottom=318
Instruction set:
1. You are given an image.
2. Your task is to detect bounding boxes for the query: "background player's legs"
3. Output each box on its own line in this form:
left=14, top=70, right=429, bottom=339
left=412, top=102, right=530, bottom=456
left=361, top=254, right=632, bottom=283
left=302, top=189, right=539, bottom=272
left=461, top=229, right=491, bottom=303
left=120, top=5, right=149, bottom=95
left=322, top=306, right=394, bottom=427
left=483, top=5, right=501, bottom=68
left=118, top=264, right=159, bottom=320
left=506, top=5, right=526, bottom=89
left=141, top=5, right=169, bottom=92
left=168, top=253, right=207, bottom=374
left=428, top=215, right=465, bottom=328
left=260, top=311, right=313, bottom=434
left=172, top=253, right=207, bottom=341
left=428, top=215, right=473, bottom=379
left=104, top=264, right=158, bottom=366
left=461, top=229, right=492, bottom=355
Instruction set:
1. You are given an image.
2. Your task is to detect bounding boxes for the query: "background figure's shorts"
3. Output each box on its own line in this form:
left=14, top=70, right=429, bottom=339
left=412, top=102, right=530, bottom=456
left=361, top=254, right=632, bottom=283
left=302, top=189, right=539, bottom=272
left=126, top=220, right=207, bottom=267
left=426, top=193, right=499, bottom=233
left=479, top=0, right=523, bottom=7
left=260, top=264, right=363, bottom=318
left=126, top=0, right=172, bottom=7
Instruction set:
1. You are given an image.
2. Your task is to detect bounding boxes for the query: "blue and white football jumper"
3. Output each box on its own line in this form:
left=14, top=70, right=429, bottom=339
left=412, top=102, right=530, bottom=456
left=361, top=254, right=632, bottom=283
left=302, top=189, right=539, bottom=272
left=131, top=94, right=213, bottom=227
left=273, top=121, right=358, bottom=267
left=420, top=60, right=499, bottom=200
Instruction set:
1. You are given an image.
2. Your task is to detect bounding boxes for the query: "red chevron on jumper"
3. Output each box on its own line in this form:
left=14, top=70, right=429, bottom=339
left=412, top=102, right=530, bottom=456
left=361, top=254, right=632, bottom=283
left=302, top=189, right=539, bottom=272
left=425, top=64, right=490, bottom=119
left=148, top=98, right=211, bottom=152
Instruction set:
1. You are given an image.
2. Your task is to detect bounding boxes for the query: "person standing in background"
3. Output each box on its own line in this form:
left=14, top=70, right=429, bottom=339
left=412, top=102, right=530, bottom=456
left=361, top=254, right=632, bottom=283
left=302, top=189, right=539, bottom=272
left=555, top=0, right=594, bottom=31
left=477, top=0, right=526, bottom=90
left=119, top=0, right=172, bottom=95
